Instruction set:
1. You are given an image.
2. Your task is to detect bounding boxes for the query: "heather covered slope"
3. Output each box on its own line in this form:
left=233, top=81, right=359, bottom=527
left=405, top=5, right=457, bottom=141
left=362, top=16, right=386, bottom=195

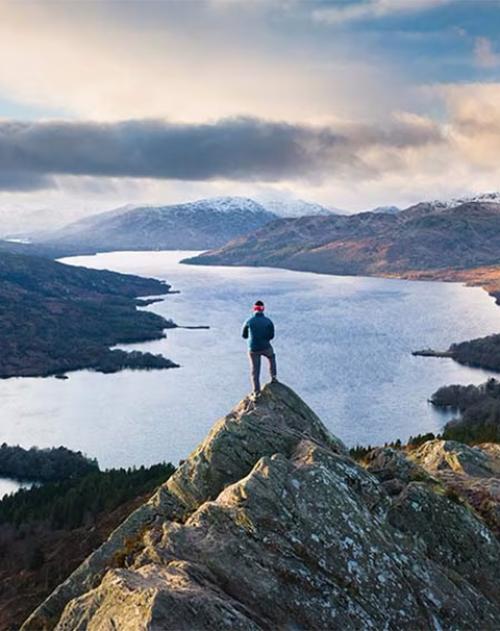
left=0, top=251, right=177, bottom=377
left=186, top=201, right=500, bottom=278
left=24, top=383, right=500, bottom=630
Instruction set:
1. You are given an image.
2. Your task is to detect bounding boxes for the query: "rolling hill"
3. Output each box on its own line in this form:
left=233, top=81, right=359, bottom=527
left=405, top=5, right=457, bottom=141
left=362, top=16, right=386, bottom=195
left=185, top=201, right=500, bottom=280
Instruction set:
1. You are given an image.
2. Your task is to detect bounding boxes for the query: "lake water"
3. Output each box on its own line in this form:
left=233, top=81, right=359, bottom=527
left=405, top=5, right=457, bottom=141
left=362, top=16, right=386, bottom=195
left=0, top=479, right=32, bottom=499
left=0, top=251, right=499, bottom=471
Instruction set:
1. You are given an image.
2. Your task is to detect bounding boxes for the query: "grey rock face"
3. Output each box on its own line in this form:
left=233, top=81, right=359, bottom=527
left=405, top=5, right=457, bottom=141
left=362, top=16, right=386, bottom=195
left=24, top=384, right=500, bottom=630
left=410, top=439, right=500, bottom=536
left=364, top=446, right=432, bottom=483
left=411, top=439, right=499, bottom=477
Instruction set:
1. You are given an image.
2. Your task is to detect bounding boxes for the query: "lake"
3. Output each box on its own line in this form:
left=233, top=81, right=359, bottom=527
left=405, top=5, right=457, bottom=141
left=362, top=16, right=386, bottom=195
left=1, top=251, right=499, bottom=474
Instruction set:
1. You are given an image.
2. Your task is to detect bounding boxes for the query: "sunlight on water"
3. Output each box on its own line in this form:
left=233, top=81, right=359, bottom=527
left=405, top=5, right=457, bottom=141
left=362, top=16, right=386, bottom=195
left=0, top=251, right=498, bottom=469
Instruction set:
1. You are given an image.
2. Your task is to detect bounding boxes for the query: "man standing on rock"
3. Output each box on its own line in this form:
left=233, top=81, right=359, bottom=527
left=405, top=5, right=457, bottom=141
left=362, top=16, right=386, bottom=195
left=242, top=300, right=277, bottom=395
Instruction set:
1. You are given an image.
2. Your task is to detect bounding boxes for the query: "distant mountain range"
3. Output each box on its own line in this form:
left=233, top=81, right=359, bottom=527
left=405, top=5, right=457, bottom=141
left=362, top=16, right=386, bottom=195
left=370, top=205, right=401, bottom=215
left=9, top=192, right=500, bottom=265
left=185, top=200, right=500, bottom=281
left=30, top=196, right=336, bottom=255
left=423, top=191, right=500, bottom=211
left=259, top=198, right=337, bottom=217
left=0, top=196, right=336, bottom=245
left=367, top=193, right=500, bottom=216
left=33, top=197, right=281, bottom=254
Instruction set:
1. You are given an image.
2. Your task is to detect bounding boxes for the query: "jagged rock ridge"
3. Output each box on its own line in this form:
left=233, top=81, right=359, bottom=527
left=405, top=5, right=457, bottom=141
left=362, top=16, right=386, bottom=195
left=24, top=383, right=500, bottom=630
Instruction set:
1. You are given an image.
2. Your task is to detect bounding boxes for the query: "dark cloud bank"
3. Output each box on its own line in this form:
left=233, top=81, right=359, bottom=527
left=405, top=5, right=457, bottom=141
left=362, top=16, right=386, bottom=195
left=0, top=117, right=442, bottom=191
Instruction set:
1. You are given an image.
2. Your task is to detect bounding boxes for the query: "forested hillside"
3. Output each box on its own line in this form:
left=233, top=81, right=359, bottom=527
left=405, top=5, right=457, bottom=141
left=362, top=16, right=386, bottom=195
left=0, top=251, right=177, bottom=377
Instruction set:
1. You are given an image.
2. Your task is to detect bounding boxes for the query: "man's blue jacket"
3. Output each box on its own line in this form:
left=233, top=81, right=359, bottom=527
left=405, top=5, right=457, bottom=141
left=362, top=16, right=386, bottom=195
left=242, top=312, right=275, bottom=352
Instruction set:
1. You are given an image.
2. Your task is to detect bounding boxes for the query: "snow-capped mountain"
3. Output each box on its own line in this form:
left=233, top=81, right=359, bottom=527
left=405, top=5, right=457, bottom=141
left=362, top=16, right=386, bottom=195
left=36, top=197, right=279, bottom=254
left=259, top=198, right=338, bottom=217
left=187, top=192, right=500, bottom=275
left=422, top=192, right=500, bottom=211
left=182, top=196, right=271, bottom=215
left=35, top=195, right=348, bottom=255
left=370, top=193, right=500, bottom=216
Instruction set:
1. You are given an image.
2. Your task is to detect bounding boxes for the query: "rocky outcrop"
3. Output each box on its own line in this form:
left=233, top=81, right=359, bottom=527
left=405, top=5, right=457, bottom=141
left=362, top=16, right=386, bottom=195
left=364, top=445, right=433, bottom=491
left=24, top=384, right=500, bottom=630
left=411, top=439, right=500, bottom=477
left=410, top=440, right=500, bottom=537
left=363, top=440, right=500, bottom=539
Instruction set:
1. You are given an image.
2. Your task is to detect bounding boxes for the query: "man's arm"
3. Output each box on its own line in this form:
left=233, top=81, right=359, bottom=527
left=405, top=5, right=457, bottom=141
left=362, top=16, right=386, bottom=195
left=242, top=321, right=249, bottom=339
left=268, top=320, right=275, bottom=341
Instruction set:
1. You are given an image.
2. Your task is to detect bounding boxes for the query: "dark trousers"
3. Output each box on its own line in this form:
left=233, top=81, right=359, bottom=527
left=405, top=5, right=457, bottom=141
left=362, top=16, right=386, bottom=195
left=249, top=345, right=277, bottom=392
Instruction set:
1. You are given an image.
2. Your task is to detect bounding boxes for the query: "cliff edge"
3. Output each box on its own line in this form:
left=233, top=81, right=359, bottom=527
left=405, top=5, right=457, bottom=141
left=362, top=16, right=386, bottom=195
left=24, top=383, right=500, bottom=630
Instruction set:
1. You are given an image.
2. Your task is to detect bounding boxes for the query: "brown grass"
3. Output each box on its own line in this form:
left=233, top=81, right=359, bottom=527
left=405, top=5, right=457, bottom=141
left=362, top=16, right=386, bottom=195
left=382, top=266, right=500, bottom=301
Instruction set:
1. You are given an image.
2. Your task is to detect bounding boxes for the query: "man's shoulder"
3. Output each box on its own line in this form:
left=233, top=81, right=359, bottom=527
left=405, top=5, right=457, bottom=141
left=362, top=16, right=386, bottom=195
left=247, top=314, right=273, bottom=325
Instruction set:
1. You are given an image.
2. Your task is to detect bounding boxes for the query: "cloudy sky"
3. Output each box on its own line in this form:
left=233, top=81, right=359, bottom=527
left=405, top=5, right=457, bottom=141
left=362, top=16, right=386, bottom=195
left=1, top=0, right=500, bottom=215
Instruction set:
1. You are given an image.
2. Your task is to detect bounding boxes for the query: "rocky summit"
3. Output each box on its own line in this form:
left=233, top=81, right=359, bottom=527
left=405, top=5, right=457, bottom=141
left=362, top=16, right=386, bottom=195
left=24, top=383, right=500, bottom=630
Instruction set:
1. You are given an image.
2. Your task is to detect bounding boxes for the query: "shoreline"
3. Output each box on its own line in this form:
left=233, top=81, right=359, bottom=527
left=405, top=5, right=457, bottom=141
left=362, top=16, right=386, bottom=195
left=183, top=256, right=500, bottom=306
left=381, top=266, right=500, bottom=307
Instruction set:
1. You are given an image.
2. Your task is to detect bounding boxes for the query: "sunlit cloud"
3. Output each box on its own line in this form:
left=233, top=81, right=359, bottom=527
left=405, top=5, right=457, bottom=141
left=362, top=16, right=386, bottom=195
left=0, top=0, right=499, bottom=213
left=0, top=1, right=408, bottom=124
